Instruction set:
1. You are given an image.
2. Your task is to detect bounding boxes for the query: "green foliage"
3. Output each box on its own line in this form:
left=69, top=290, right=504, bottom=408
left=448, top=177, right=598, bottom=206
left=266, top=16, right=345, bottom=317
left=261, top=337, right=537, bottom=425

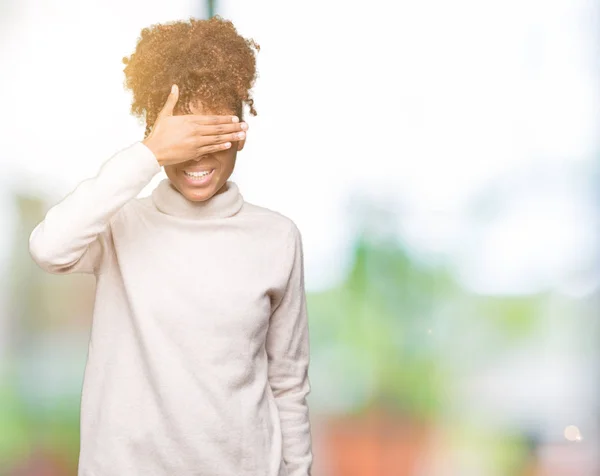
left=0, top=381, right=31, bottom=465
left=307, top=228, right=543, bottom=421
left=308, top=233, right=451, bottom=419
left=471, top=295, right=544, bottom=339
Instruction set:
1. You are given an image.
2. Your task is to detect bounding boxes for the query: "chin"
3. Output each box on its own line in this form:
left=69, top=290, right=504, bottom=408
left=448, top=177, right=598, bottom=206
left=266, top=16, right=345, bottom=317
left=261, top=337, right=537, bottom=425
left=174, top=177, right=223, bottom=203
left=186, top=192, right=214, bottom=202
left=179, top=183, right=216, bottom=202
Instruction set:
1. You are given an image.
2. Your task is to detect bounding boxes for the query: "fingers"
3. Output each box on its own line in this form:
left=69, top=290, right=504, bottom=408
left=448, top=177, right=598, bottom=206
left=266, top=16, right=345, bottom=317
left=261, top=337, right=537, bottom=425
left=196, top=121, right=248, bottom=136
left=157, top=84, right=180, bottom=119
left=185, top=113, right=249, bottom=154
left=196, top=130, right=246, bottom=148
left=188, top=114, right=240, bottom=125
left=196, top=142, right=233, bottom=156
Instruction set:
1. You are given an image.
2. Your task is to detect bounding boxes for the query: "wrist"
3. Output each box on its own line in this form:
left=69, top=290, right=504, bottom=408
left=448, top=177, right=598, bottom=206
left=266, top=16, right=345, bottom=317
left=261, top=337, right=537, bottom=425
left=142, top=138, right=164, bottom=166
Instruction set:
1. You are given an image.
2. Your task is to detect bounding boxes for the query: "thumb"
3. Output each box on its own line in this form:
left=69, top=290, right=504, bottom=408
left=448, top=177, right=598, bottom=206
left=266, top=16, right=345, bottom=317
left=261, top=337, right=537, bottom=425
left=158, top=84, right=179, bottom=118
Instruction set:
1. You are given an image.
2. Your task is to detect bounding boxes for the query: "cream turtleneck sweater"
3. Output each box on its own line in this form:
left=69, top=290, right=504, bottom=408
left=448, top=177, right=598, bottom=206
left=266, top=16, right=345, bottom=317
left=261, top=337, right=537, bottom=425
left=28, top=141, right=313, bottom=476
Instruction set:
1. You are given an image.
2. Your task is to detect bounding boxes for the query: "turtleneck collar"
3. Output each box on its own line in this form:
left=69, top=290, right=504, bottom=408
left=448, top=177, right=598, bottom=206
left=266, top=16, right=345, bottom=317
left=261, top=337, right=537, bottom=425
left=151, top=179, right=244, bottom=219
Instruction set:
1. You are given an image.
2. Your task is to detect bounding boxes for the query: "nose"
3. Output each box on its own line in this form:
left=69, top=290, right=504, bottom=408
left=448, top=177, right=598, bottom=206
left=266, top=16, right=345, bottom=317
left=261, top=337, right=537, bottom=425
left=193, top=155, right=208, bottom=162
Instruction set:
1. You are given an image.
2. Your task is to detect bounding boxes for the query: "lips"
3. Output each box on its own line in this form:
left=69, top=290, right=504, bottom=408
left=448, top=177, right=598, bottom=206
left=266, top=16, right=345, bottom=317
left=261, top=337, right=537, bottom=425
left=181, top=168, right=215, bottom=186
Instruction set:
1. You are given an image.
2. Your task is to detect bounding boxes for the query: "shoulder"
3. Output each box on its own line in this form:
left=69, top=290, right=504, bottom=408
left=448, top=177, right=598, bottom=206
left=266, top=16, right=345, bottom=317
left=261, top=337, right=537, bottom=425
left=104, top=196, right=151, bottom=230
left=134, top=195, right=154, bottom=212
left=240, top=201, right=301, bottom=239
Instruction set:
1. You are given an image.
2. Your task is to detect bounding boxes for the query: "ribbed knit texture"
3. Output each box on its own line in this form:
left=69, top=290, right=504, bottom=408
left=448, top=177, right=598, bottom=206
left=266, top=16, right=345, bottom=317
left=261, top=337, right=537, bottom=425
left=28, top=141, right=313, bottom=476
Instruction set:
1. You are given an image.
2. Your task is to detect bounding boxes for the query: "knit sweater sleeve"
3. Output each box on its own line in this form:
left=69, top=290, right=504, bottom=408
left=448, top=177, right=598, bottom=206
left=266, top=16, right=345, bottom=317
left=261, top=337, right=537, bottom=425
left=29, top=141, right=161, bottom=275
left=266, top=222, right=313, bottom=476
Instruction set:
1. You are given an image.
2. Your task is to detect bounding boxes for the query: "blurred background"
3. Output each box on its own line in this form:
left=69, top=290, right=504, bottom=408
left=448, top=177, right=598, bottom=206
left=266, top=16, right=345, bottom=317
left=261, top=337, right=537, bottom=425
left=1, top=0, right=599, bottom=474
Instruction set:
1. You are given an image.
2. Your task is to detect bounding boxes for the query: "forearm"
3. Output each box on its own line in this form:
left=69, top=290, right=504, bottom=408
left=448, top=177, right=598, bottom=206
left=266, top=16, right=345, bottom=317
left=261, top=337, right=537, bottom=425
left=29, top=141, right=161, bottom=274
left=269, top=361, right=313, bottom=476
left=266, top=222, right=313, bottom=475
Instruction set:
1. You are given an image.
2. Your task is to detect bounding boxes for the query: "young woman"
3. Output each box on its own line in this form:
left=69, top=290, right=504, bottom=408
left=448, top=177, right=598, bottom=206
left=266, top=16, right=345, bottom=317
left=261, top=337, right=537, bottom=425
left=29, top=16, right=312, bottom=476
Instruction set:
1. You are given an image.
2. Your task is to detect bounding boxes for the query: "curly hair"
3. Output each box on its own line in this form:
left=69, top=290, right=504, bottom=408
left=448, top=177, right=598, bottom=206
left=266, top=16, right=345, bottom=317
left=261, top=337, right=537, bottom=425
left=122, top=15, right=260, bottom=138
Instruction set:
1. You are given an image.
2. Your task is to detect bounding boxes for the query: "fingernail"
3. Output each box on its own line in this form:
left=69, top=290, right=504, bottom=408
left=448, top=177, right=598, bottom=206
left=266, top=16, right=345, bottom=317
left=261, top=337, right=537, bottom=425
left=232, top=116, right=239, bottom=123
left=240, top=122, right=248, bottom=130
left=171, top=84, right=177, bottom=94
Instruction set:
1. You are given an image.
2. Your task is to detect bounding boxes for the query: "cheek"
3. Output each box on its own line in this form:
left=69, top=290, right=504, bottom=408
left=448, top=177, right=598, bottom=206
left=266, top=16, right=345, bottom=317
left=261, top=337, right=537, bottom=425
left=216, top=149, right=237, bottom=167
left=164, top=165, right=177, bottom=179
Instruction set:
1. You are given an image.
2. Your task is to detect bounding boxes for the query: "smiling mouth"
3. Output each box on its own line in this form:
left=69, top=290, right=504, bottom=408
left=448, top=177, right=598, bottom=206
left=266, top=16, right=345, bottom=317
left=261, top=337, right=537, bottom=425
left=182, top=168, right=215, bottom=184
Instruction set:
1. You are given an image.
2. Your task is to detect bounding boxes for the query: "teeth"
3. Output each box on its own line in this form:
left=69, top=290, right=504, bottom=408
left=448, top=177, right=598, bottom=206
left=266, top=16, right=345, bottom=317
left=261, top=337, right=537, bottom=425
left=184, top=170, right=211, bottom=178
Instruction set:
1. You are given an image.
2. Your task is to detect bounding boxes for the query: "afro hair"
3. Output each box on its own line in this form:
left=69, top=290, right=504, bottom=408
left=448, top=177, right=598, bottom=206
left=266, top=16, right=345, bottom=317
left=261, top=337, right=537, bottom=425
left=122, top=15, right=260, bottom=138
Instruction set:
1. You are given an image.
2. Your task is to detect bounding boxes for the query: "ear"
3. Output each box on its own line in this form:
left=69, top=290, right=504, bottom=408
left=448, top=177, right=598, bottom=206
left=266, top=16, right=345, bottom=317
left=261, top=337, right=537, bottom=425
left=237, top=137, right=246, bottom=151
